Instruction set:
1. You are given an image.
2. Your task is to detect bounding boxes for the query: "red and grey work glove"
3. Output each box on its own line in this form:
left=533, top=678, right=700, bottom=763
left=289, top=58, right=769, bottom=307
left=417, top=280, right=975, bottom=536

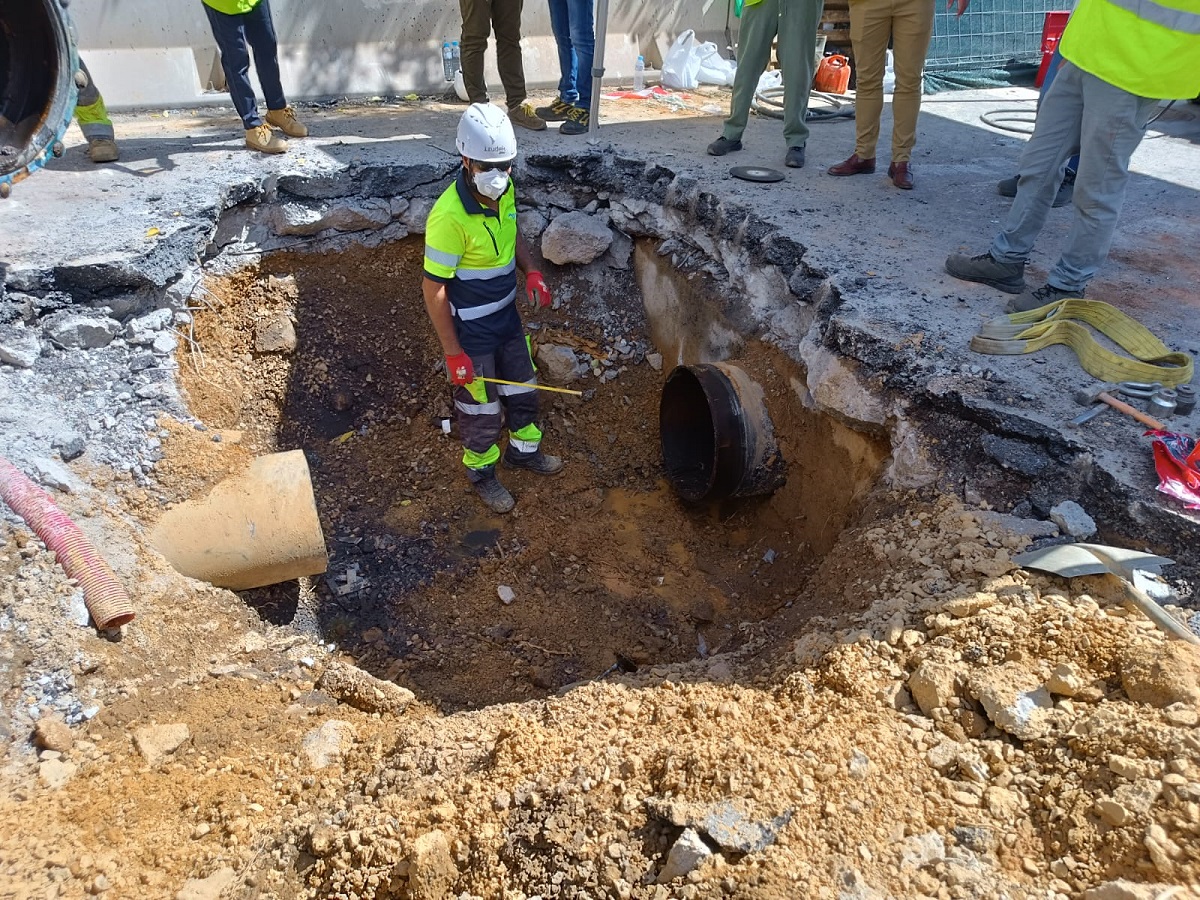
left=525, top=271, right=551, bottom=309
left=445, top=352, right=475, bottom=387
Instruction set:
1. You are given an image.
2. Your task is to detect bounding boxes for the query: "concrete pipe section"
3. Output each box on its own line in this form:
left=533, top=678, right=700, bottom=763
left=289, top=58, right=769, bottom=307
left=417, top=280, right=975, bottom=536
left=0, top=0, right=78, bottom=197
left=660, top=363, right=788, bottom=502
left=149, top=450, right=329, bottom=591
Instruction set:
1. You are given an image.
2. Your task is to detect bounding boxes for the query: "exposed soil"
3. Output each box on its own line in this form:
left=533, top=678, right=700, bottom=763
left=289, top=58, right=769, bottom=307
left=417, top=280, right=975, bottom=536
left=175, top=239, right=888, bottom=713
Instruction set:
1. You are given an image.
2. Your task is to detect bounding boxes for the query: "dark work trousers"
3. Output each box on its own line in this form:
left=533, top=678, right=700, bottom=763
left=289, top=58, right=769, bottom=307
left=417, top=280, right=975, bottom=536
left=202, top=0, right=287, bottom=129
left=455, top=333, right=540, bottom=480
left=459, top=0, right=528, bottom=108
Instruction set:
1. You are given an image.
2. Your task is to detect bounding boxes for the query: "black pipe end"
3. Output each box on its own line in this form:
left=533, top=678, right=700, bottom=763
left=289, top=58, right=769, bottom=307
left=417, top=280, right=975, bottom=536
left=660, top=365, right=744, bottom=502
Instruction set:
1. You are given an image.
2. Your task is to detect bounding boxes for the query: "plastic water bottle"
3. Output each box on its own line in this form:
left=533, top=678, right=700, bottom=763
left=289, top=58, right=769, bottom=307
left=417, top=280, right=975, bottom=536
left=442, top=41, right=455, bottom=81
left=882, top=49, right=896, bottom=94
left=633, top=55, right=645, bottom=91
left=451, top=41, right=462, bottom=75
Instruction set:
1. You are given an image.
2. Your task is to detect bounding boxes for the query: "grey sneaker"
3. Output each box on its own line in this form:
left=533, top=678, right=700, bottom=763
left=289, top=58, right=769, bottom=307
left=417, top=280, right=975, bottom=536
left=707, top=136, right=742, bottom=156
left=1006, top=283, right=1083, bottom=314
left=503, top=448, right=564, bottom=475
left=785, top=145, right=805, bottom=168
left=997, top=170, right=1075, bottom=208
left=472, top=472, right=515, bottom=514
left=945, top=251, right=1027, bottom=294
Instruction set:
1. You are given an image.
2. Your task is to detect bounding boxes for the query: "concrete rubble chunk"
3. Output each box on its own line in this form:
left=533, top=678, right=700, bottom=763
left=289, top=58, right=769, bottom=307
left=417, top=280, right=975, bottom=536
left=899, top=831, right=945, bottom=869
left=0, top=323, right=43, bottom=368
left=125, top=308, right=174, bottom=344
left=38, top=758, right=77, bottom=789
left=301, top=719, right=355, bottom=769
left=176, top=867, right=237, bottom=900
left=646, top=352, right=663, bottom=372
left=43, top=312, right=121, bottom=350
left=254, top=312, right=298, bottom=353
left=316, top=661, right=415, bottom=715
left=656, top=828, right=714, bottom=883
left=33, top=716, right=74, bottom=752
left=1084, top=880, right=1185, bottom=900
left=271, top=198, right=393, bottom=236
left=406, top=829, right=457, bottom=900
left=497, top=585, right=516, bottom=605
left=133, top=723, right=192, bottom=765
left=645, top=797, right=791, bottom=855
left=908, top=660, right=960, bottom=716
left=534, top=343, right=579, bottom=384
left=968, top=664, right=1061, bottom=741
left=32, top=457, right=76, bottom=494
left=1049, top=500, right=1097, bottom=539
left=541, top=211, right=614, bottom=265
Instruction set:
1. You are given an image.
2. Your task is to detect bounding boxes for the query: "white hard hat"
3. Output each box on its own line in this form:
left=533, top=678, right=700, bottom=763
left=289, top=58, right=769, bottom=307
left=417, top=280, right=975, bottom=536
left=456, top=102, right=517, bottom=162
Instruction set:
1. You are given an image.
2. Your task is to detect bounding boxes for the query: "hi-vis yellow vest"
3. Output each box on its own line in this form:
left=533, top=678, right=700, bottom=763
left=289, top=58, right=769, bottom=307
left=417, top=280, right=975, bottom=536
left=1059, top=0, right=1200, bottom=99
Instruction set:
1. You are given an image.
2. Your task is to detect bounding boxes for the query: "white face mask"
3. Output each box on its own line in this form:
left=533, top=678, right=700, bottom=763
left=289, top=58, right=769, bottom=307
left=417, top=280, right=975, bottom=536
left=473, top=168, right=510, bottom=200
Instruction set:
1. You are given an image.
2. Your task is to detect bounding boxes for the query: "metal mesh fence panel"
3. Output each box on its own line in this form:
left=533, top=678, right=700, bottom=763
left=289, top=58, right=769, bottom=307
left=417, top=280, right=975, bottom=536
left=926, top=0, right=1066, bottom=70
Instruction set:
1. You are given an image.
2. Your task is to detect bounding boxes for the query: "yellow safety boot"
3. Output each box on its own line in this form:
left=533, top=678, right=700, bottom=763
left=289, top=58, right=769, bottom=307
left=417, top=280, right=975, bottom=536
left=265, top=106, right=308, bottom=138
left=245, top=124, right=288, bottom=154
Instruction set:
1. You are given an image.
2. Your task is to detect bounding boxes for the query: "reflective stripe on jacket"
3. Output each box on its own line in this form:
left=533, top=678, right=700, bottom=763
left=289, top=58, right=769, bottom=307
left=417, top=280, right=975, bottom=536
left=1060, top=0, right=1200, bottom=99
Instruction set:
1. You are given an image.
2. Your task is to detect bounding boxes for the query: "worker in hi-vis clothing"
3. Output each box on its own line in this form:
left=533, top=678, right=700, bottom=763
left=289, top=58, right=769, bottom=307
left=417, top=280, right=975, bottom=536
left=75, top=59, right=119, bottom=163
left=421, top=103, right=562, bottom=514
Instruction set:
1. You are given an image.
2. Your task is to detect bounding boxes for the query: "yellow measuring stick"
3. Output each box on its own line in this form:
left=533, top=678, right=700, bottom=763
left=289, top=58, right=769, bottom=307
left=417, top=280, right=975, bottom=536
left=475, top=376, right=583, bottom=397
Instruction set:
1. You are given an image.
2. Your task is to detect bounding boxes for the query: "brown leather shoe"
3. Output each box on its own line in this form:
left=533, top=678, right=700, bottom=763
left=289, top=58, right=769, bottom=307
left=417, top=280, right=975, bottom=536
left=827, top=153, right=876, bottom=176
left=888, top=161, right=914, bottom=190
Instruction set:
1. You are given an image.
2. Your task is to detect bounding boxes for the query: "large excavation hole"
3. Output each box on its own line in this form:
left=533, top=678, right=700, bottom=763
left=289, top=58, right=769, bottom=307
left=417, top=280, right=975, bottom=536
left=179, top=233, right=890, bottom=711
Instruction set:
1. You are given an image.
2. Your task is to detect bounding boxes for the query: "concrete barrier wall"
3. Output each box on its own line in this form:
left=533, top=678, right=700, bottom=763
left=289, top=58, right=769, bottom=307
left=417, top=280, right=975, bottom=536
left=72, top=0, right=732, bottom=109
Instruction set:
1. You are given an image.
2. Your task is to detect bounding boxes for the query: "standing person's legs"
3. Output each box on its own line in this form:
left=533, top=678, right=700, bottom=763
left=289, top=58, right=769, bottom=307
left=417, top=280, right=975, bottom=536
left=203, top=4, right=262, bottom=128
left=566, top=0, right=595, bottom=112
left=990, top=63, right=1086, bottom=264
left=888, top=0, right=934, bottom=163
left=492, top=0, right=528, bottom=108
left=776, top=0, right=823, bottom=151
left=75, top=58, right=118, bottom=162
left=1045, top=72, right=1158, bottom=293
left=848, top=0, right=892, bottom=161
left=547, top=0, right=578, bottom=105
left=494, top=335, right=545, bottom=461
left=459, top=0, right=493, bottom=104
left=241, top=0, right=287, bottom=111
left=721, top=0, right=781, bottom=144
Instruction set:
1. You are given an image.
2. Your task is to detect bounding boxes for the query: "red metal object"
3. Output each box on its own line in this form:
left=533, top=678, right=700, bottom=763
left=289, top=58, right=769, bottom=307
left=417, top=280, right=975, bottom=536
left=1035, top=11, right=1071, bottom=87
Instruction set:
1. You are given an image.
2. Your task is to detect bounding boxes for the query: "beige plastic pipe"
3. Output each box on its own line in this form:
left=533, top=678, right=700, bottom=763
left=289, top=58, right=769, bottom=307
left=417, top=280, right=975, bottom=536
left=150, top=450, right=328, bottom=590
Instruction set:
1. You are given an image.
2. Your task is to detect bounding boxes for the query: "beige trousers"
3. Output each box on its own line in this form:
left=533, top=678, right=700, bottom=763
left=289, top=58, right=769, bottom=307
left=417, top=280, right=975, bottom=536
left=849, top=0, right=934, bottom=162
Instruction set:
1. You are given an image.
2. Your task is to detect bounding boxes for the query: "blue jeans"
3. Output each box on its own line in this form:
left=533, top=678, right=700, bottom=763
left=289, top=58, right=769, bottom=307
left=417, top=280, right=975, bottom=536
left=203, top=0, right=287, bottom=129
left=992, top=61, right=1158, bottom=292
left=547, top=0, right=595, bottom=110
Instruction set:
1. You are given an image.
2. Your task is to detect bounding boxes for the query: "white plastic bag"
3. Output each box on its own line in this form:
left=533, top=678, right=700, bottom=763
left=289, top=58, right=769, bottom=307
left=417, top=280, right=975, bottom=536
left=757, top=69, right=782, bottom=93
left=696, top=42, right=736, bottom=86
left=662, top=30, right=703, bottom=89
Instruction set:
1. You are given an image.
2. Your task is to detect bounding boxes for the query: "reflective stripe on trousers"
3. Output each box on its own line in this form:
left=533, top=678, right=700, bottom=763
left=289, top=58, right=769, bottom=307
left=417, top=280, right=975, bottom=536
left=453, top=332, right=540, bottom=470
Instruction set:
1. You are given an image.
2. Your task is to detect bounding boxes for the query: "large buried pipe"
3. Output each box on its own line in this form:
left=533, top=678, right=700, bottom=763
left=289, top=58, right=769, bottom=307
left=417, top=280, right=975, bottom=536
left=0, top=0, right=78, bottom=198
left=660, top=363, right=787, bottom=502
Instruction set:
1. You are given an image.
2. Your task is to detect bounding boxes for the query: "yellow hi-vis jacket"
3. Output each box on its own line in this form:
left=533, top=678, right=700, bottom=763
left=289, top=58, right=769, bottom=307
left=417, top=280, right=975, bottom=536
left=1060, top=0, right=1200, bottom=99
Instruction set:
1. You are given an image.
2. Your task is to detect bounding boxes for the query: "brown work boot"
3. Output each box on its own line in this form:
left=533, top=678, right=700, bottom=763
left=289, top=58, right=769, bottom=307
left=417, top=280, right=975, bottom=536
left=827, top=153, right=876, bottom=176
left=266, top=106, right=308, bottom=138
left=86, top=138, right=119, bottom=163
left=508, top=102, right=547, bottom=131
left=245, top=124, right=288, bottom=154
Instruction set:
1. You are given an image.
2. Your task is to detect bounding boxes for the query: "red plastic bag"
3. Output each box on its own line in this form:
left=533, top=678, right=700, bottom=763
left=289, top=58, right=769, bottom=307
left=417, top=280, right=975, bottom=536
left=1147, top=430, right=1200, bottom=509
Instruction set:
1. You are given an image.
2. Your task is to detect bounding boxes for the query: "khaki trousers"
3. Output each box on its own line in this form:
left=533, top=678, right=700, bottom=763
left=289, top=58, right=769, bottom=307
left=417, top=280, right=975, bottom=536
left=849, top=0, right=934, bottom=162
left=460, top=0, right=527, bottom=107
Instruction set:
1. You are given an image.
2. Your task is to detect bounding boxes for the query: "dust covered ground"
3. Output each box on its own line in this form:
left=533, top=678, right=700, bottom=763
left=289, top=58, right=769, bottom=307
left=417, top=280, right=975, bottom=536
left=1, top=236, right=1199, bottom=900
